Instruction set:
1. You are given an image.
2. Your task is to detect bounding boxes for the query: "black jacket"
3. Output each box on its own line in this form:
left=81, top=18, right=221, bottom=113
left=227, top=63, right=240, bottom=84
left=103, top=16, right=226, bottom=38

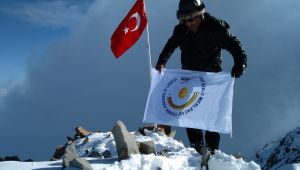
left=156, top=13, right=247, bottom=72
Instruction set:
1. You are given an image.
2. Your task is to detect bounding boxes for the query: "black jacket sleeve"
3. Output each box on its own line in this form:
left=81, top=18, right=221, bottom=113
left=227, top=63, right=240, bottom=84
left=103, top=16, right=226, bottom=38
left=156, top=25, right=182, bottom=66
left=213, top=20, right=247, bottom=67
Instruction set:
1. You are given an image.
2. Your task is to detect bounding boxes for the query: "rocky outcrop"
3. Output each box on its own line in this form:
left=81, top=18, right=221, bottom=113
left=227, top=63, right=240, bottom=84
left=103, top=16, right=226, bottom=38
left=50, top=126, right=93, bottom=161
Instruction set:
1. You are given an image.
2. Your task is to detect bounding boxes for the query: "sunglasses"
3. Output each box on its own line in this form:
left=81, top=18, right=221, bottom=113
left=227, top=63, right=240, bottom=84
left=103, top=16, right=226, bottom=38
left=180, top=15, right=198, bottom=23
left=179, top=10, right=205, bottom=23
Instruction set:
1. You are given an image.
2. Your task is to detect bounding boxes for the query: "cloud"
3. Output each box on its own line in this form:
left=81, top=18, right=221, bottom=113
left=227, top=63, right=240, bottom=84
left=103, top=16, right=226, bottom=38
left=0, top=80, right=26, bottom=109
left=0, top=0, right=94, bottom=28
left=0, top=88, right=8, bottom=107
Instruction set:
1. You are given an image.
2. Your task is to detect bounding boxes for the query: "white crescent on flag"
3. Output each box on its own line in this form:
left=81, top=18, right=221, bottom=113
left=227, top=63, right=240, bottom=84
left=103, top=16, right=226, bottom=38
left=123, top=12, right=140, bottom=34
left=129, top=12, right=140, bottom=32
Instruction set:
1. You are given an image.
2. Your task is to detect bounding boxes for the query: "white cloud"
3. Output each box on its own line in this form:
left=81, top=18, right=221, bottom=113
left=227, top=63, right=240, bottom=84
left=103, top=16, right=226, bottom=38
left=0, top=80, right=25, bottom=109
left=0, top=88, right=8, bottom=103
left=1, top=0, right=94, bottom=28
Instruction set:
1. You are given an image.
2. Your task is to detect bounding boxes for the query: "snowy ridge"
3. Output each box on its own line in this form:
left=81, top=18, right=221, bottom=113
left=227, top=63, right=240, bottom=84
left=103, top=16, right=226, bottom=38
left=254, top=127, right=300, bottom=170
left=0, top=130, right=261, bottom=170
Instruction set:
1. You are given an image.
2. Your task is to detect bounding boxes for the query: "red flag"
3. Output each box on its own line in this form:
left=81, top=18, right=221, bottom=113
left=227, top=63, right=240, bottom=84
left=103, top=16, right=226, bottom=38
left=111, top=0, right=148, bottom=58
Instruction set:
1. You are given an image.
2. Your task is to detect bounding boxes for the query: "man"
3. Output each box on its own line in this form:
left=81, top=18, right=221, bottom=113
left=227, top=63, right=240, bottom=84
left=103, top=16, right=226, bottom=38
left=155, top=0, right=247, bottom=154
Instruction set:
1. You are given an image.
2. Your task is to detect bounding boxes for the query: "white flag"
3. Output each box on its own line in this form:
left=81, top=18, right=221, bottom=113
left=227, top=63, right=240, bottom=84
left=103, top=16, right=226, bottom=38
left=143, top=68, right=235, bottom=134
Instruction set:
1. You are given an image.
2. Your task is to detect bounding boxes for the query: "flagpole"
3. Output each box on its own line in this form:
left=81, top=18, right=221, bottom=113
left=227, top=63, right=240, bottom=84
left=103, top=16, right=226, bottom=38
left=144, top=0, right=157, bottom=129
left=146, top=24, right=153, bottom=82
left=144, top=2, right=152, bottom=82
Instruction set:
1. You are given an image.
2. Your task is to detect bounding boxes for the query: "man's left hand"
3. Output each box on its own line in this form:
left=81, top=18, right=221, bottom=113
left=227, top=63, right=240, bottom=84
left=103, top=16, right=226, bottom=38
left=231, top=64, right=246, bottom=78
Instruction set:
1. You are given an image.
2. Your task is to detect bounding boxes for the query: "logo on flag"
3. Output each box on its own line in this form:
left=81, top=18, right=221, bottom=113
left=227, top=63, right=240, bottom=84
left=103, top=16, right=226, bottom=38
left=161, top=76, right=206, bottom=117
left=111, top=0, right=148, bottom=58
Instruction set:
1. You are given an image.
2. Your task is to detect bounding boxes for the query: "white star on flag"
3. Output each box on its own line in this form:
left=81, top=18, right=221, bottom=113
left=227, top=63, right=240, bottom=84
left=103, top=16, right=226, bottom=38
left=123, top=27, right=129, bottom=34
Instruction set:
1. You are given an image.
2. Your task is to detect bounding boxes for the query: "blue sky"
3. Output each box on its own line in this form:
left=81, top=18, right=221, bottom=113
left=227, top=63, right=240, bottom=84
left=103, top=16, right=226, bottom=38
left=0, top=0, right=77, bottom=88
left=0, top=0, right=300, bottom=161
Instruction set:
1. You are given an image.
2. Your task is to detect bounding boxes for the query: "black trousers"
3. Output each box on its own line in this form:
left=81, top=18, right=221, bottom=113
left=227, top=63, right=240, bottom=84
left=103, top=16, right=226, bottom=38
left=186, top=128, right=220, bottom=150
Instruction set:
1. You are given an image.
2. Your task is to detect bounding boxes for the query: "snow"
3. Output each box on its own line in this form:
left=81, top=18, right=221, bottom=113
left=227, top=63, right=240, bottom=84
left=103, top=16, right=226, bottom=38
left=209, top=151, right=260, bottom=170
left=277, top=164, right=300, bottom=170
left=0, top=130, right=261, bottom=170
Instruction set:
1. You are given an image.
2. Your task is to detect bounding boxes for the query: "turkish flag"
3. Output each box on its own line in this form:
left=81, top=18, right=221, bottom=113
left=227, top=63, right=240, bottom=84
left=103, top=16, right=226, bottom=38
left=111, top=0, right=148, bottom=58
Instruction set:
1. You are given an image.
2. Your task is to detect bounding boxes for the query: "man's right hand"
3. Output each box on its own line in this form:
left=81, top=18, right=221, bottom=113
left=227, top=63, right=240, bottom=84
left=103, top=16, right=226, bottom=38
left=155, top=64, right=165, bottom=74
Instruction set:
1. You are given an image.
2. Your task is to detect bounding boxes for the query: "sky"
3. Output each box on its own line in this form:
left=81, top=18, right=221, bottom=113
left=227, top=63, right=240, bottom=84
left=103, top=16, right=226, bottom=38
left=0, top=0, right=300, bottom=161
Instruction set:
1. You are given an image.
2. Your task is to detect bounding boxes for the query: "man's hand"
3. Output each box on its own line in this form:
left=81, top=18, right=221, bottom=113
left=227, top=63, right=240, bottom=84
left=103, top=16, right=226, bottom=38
left=155, top=64, right=165, bottom=74
left=231, top=64, right=246, bottom=78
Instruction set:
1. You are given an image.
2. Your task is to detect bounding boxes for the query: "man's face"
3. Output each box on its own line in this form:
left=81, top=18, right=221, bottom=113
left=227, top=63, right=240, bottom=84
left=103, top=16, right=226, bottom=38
left=179, top=10, right=204, bottom=32
left=184, top=15, right=200, bottom=27
left=181, top=14, right=202, bottom=32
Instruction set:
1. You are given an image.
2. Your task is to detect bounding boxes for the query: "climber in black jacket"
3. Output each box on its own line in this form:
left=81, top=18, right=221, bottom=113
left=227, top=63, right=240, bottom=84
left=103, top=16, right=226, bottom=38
left=155, top=0, right=247, bottom=154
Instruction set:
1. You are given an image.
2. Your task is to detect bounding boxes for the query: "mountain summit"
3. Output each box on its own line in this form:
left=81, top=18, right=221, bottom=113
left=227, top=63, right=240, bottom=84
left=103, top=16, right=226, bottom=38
left=254, top=127, right=300, bottom=170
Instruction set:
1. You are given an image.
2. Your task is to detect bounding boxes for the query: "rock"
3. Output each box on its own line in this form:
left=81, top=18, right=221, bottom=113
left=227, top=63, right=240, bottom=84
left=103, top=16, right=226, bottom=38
left=119, top=148, right=129, bottom=160
left=4, top=156, right=21, bottom=161
left=267, top=154, right=278, bottom=168
left=137, top=140, right=157, bottom=155
left=157, top=149, right=169, bottom=157
left=168, top=130, right=176, bottom=138
left=111, top=120, right=140, bottom=161
left=70, top=157, right=93, bottom=170
left=88, top=151, right=101, bottom=158
left=75, top=126, right=92, bottom=138
left=83, top=137, right=89, bottom=144
left=233, top=152, right=246, bottom=161
left=105, top=133, right=111, bottom=138
left=102, top=150, right=112, bottom=158
left=139, top=125, right=175, bottom=137
left=49, top=157, right=58, bottom=161
left=23, top=159, right=34, bottom=162
left=62, top=143, right=78, bottom=168
left=139, top=125, right=165, bottom=135
left=62, top=143, right=93, bottom=169
left=50, top=145, right=66, bottom=161
left=85, top=150, right=90, bottom=155
left=74, top=135, right=81, bottom=140
left=67, top=136, right=74, bottom=142
left=158, top=124, right=171, bottom=136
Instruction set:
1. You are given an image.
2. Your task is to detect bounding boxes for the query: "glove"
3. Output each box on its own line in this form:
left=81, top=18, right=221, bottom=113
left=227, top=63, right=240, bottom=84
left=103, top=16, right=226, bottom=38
left=231, top=64, right=246, bottom=78
left=155, top=64, right=165, bottom=74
